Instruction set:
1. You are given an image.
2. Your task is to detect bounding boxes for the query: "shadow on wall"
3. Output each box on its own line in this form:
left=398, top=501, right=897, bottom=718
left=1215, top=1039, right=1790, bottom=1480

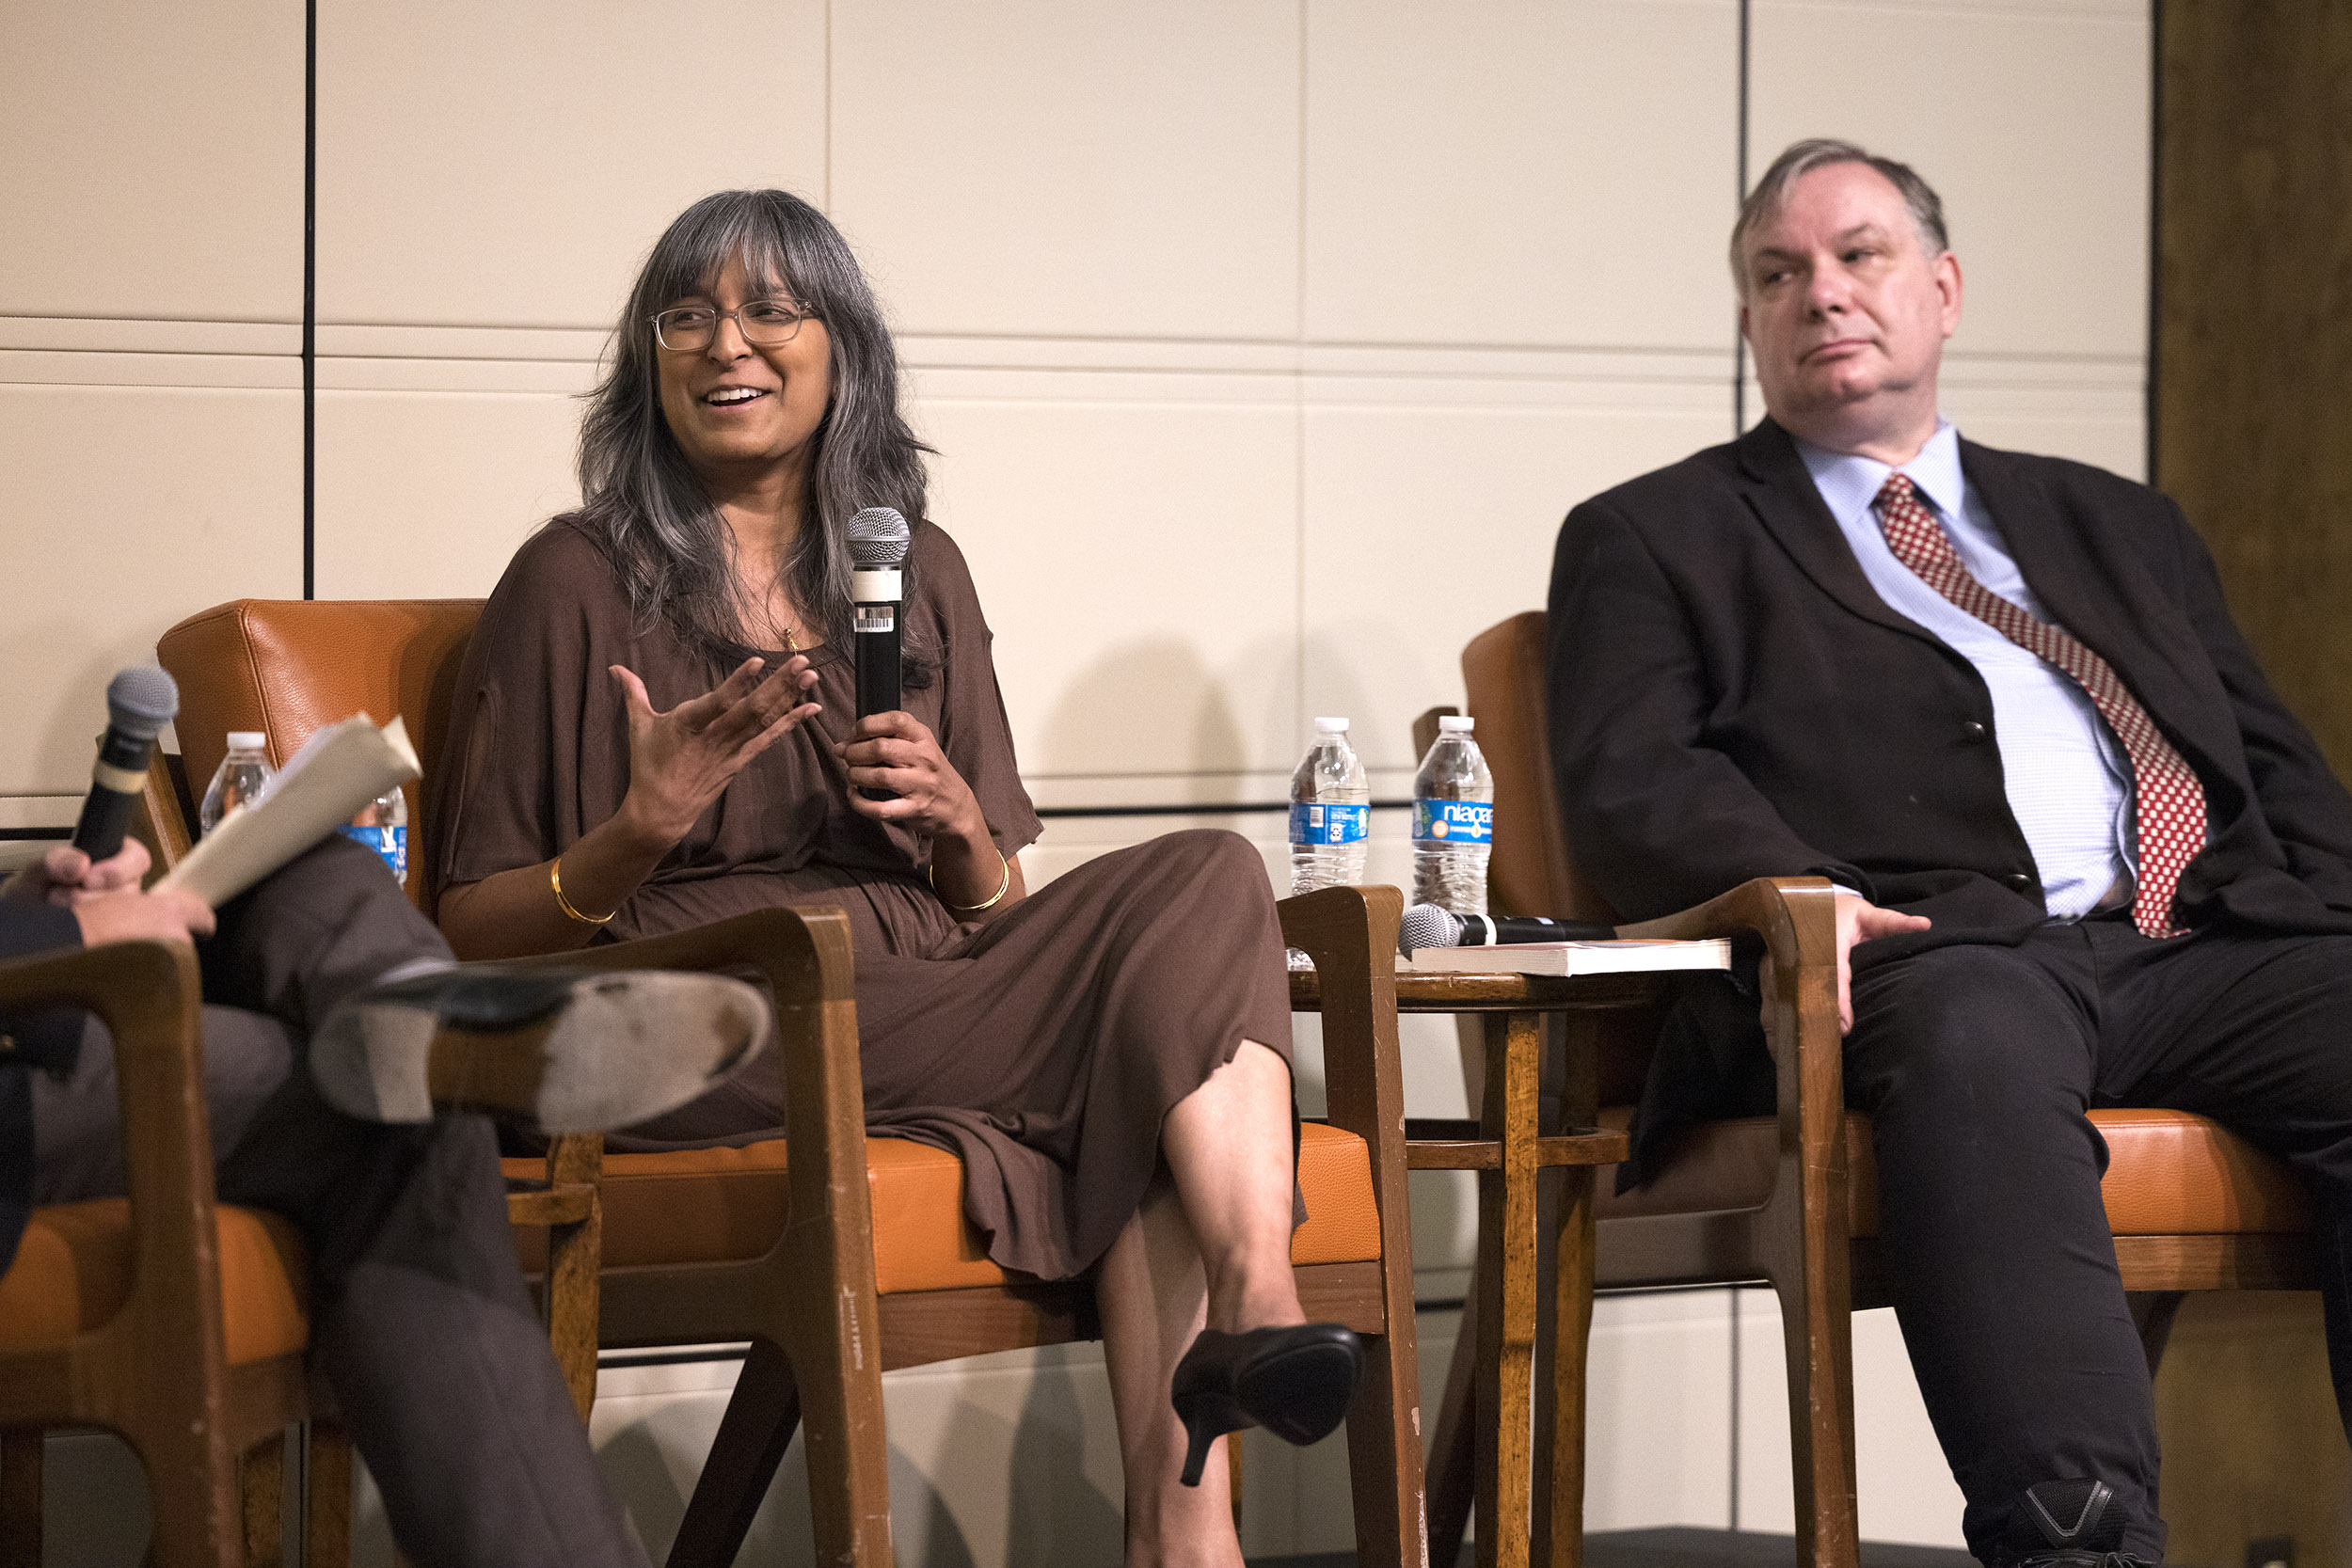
left=1030, top=635, right=1287, bottom=787
left=1002, top=1351, right=1125, bottom=1561
left=14, top=630, right=164, bottom=797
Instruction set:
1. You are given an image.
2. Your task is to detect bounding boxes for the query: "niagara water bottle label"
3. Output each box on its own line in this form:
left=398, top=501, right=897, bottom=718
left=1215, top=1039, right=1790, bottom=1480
left=1289, top=802, right=1369, bottom=846
left=339, top=824, right=407, bottom=880
left=1412, top=800, right=1492, bottom=846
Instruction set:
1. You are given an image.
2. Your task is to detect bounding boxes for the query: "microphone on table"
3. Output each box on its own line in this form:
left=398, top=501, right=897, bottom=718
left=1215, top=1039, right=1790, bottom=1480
left=1398, top=903, right=1616, bottom=954
left=847, top=505, right=912, bottom=800
left=72, top=665, right=181, bottom=862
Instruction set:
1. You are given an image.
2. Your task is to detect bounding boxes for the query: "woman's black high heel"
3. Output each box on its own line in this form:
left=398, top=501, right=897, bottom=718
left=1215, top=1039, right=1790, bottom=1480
left=1169, top=1323, right=1363, bottom=1486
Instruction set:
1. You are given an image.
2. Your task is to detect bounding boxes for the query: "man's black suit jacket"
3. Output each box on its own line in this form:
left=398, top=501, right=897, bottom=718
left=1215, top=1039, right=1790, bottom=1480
left=1549, top=416, right=2352, bottom=951
left=1547, top=419, right=2352, bottom=1177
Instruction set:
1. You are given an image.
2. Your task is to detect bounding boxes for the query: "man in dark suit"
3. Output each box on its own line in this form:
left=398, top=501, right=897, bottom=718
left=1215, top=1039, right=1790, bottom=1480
left=2, top=831, right=761, bottom=1565
left=1549, top=138, right=2352, bottom=1567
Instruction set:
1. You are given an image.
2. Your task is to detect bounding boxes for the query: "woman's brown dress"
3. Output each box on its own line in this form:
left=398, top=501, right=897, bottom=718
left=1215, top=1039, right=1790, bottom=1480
left=426, top=516, right=1293, bottom=1282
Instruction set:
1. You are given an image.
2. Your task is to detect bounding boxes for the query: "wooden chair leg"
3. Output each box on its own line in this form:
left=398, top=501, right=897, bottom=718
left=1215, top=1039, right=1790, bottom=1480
left=241, top=1433, right=284, bottom=1568
left=539, top=1133, right=604, bottom=1424
left=0, top=1430, right=41, bottom=1568
left=668, top=1338, right=803, bottom=1568
left=1426, top=1275, right=1480, bottom=1568
left=1343, top=1324, right=1428, bottom=1568
left=2130, top=1291, right=2186, bottom=1379
left=1542, top=1166, right=1596, bottom=1568
left=544, top=1212, right=602, bottom=1423
left=304, top=1421, right=354, bottom=1568
left=135, top=1418, right=245, bottom=1568
left=1227, top=1427, right=1245, bottom=1534
left=1474, top=1009, right=1543, bottom=1568
left=1771, top=1261, right=1861, bottom=1568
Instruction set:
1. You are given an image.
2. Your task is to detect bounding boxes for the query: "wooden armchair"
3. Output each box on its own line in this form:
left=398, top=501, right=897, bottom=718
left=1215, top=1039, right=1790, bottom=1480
left=0, top=939, right=310, bottom=1568
left=158, top=598, right=1430, bottom=1568
left=1429, top=609, right=2317, bottom=1568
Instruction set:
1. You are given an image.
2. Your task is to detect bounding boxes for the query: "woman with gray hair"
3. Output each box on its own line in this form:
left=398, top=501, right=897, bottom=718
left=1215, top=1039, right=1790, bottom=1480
left=425, top=188, right=1356, bottom=1562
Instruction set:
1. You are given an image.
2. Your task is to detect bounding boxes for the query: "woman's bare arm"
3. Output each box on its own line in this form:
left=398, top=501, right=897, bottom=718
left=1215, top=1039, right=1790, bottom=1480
left=437, top=653, right=819, bottom=958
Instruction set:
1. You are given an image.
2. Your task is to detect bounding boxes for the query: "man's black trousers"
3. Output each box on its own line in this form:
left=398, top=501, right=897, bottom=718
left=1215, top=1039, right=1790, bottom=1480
left=1849, top=911, right=2352, bottom=1565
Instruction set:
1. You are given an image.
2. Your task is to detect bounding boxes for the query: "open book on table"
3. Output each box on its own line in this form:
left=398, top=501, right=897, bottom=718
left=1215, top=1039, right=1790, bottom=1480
left=156, top=715, right=421, bottom=908
left=1400, top=938, right=1732, bottom=978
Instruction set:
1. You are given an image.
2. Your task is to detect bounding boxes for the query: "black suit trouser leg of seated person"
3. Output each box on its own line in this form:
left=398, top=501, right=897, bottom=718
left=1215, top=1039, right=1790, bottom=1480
left=32, top=836, right=646, bottom=1568
left=1848, top=915, right=2352, bottom=1567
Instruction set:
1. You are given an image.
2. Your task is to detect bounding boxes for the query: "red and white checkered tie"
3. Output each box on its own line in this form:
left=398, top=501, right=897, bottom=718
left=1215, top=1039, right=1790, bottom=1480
left=1873, top=473, right=2204, bottom=937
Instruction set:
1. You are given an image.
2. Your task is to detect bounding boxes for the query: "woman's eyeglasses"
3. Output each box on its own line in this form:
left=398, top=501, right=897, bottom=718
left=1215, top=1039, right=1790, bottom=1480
left=650, top=298, right=818, bottom=352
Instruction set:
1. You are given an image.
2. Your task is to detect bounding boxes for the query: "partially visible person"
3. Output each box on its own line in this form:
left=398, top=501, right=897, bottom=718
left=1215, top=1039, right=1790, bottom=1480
left=5, top=831, right=763, bottom=1566
left=1548, top=138, right=2352, bottom=1567
left=430, top=189, right=1358, bottom=1566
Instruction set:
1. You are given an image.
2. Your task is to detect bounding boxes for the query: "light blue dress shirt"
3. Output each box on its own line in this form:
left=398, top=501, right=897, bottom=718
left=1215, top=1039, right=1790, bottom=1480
left=1795, top=422, right=2135, bottom=920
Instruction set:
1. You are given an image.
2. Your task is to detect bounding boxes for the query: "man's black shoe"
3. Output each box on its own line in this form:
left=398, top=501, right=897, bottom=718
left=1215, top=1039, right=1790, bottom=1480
left=2004, top=1479, right=2157, bottom=1567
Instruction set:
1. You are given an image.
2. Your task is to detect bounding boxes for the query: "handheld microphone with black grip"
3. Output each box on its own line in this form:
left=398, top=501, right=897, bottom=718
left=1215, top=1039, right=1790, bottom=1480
left=847, top=506, right=912, bottom=800
left=72, top=665, right=180, bottom=862
left=1398, top=903, right=1616, bottom=953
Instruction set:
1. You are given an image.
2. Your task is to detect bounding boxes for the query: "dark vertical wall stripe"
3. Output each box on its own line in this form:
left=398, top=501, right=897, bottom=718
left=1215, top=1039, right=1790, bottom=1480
left=2155, top=2, right=2352, bottom=775
left=302, top=0, right=316, bottom=600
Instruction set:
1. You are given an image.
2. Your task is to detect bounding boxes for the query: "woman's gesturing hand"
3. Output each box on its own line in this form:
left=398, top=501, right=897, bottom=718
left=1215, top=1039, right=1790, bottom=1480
left=612, top=656, right=820, bottom=847
left=834, top=711, right=982, bottom=840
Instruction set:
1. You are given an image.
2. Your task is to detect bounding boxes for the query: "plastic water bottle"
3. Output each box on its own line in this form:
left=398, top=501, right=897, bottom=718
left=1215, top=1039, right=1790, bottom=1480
left=198, top=732, right=276, bottom=835
left=339, top=786, right=409, bottom=883
left=1287, top=717, right=1371, bottom=969
left=1411, top=715, right=1494, bottom=916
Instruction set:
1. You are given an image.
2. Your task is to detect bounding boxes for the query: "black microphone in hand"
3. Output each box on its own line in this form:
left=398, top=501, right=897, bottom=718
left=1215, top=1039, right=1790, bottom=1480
left=1399, top=903, right=1616, bottom=953
left=847, top=506, right=911, bottom=800
left=72, top=665, right=180, bottom=862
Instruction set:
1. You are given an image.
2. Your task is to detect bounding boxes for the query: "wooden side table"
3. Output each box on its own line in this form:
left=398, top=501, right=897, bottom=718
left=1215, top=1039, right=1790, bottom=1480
left=1294, top=970, right=1665, bottom=1568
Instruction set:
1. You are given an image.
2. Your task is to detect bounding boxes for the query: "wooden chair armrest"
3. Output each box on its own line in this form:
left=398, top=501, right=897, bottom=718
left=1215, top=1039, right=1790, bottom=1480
left=1620, top=876, right=1846, bottom=1223
left=490, top=906, right=882, bottom=1419
left=1278, top=884, right=1411, bottom=1219
left=132, top=750, right=195, bottom=877
left=0, top=939, right=225, bottom=1355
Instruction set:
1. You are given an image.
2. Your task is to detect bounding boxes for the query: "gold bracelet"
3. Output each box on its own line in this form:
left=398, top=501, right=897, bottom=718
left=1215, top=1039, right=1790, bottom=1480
left=549, top=855, right=616, bottom=926
left=930, top=851, right=1012, bottom=914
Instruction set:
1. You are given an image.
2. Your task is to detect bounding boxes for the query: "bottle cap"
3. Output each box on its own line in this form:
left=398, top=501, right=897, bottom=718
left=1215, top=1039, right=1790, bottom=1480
left=1313, top=716, right=1350, bottom=733
left=1438, top=715, right=1475, bottom=733
left=227, top=731, right=266, bottom=751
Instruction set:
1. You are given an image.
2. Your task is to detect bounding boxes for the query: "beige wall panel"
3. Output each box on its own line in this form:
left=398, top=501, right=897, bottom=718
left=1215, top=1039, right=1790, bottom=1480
left=1302, top=392, right=1734, bottom=773
left=0, top=385, right=299, bottom=794
left=1584, top=1289, right=1736, bottom=1528
left=315, top=0, right=826, bottom=328
left=1305, top=0, right=1740, bottom=352
left=913, top=397, right=1299, bottom=779
left=1748, top=0, right=2149, bottom=362
left=1736, top=1293, right=1967, bottom=1547
left=0, top=0, right=301, bottom=321
left=313, top=389, right=586, bottom=601
left=830, top=3, right=1302, bottom=340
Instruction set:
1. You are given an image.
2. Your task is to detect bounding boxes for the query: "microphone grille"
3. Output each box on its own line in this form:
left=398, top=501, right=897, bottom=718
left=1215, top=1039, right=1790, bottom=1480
left=1398, top=903, right=1464, bottom=954
left=105, top=665, right=179, bottom=741
left=847, top=507, right=910, bottom=568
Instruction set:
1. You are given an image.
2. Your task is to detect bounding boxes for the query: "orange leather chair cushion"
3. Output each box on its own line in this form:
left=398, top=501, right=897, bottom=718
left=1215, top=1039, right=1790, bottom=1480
left=1593, top=1105, right=2312, bottom=1238
left=507, top=1121, right=1382, bottom=1291
left=157, top=598, right=485, bottom=908
left=0, top=1200, right=309, bottom=1366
